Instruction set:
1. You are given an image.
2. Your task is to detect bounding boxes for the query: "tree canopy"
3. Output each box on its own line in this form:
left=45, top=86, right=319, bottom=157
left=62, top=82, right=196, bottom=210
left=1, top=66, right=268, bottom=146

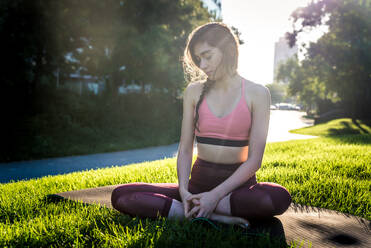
left=0, top=0, right=221, bottom=118
left=278, top=0, right=371, bottom=118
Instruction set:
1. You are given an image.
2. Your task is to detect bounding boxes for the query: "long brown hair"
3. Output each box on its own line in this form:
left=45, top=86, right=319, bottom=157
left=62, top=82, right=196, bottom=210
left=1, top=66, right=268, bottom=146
left=182, top=22, right=240, bottom=131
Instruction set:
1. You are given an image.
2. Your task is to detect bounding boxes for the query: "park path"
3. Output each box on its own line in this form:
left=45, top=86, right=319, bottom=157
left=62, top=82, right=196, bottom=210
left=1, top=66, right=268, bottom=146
left=0, top=110, right=316, bottom=184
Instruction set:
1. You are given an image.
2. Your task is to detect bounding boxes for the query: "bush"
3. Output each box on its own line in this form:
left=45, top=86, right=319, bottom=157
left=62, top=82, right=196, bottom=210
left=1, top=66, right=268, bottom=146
left=0, top=87, right=182, bottom=162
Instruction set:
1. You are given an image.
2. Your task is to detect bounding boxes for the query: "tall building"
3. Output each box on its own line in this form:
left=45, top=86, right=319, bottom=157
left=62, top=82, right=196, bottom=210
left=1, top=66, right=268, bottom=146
left=273, top=36, right=298, bottom=84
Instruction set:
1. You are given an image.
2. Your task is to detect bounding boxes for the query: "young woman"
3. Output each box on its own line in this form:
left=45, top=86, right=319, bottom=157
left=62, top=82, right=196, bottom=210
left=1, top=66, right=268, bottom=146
left=111, top=22, right=292, bottom=228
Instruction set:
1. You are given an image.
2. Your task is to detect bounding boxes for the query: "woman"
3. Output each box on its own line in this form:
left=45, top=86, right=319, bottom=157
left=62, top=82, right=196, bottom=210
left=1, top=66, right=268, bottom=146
left=111, top=22, right=292, bottom=228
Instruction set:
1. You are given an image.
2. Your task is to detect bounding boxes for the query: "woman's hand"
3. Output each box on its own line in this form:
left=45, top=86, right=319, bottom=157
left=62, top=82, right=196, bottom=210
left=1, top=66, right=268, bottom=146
left=185, top=191, right=220, bottom=219
left=179, top=189, right=201, bottom=218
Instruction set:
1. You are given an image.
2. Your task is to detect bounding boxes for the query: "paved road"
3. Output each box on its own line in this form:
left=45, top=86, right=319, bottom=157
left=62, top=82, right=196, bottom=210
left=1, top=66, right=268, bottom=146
left=0, top=110, right=316, bottom=184
left=267, top=110, right=316, bottom=142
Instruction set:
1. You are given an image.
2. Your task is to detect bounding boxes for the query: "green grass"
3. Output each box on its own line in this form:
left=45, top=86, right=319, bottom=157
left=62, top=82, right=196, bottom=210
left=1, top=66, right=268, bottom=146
left=290, top=118, right=371, bottom=136
left=1, top=133, right=370, bottom=247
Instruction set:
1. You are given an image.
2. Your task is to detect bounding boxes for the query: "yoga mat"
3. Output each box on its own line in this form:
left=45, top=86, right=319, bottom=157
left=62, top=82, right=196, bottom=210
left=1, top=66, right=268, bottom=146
left=47, top=185, right=371, bottom=248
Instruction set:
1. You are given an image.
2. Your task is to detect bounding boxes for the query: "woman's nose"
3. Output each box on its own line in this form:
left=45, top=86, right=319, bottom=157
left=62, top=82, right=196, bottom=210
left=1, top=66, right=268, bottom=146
left=200, top=59, right=208, bottom=70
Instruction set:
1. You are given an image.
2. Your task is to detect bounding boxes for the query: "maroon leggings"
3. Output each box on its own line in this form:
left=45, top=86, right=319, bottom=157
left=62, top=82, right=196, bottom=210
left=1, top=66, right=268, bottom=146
left=111, top=157, right=292, bottom=220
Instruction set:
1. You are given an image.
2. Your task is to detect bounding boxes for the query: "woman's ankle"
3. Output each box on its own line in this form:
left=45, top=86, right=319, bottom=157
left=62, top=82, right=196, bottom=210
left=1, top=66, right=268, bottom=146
left=167, top=199, right=186, bottom=220
left=210, top=212, right=250, bottom=226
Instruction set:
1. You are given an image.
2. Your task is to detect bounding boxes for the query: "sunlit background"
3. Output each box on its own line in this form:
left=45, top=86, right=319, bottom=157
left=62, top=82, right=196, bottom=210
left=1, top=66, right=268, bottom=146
left=204, top=0, right=328, bottom=85
left=1, top=0, right=369, bottom=179
left=0, top=3, right=370, bottom=247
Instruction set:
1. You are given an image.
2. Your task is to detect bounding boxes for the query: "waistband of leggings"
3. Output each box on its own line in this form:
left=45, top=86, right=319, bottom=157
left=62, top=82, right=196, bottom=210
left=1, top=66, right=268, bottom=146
left=194, top=157, right=244, bottom=171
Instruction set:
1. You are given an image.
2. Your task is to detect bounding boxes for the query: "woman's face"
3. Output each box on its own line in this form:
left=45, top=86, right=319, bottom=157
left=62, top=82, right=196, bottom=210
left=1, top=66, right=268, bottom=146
left=193, top=42, right=223, bottom=80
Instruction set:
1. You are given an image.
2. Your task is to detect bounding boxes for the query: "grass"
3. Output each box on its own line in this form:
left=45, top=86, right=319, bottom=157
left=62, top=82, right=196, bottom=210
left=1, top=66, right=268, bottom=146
left=290, top=118, right=371, bottom=136
left=1, top=131, right=370, bottom=247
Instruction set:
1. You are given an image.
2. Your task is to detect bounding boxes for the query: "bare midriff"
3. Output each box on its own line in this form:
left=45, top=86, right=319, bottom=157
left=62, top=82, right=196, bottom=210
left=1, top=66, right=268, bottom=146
left=196, top=143, right=249, bottom=164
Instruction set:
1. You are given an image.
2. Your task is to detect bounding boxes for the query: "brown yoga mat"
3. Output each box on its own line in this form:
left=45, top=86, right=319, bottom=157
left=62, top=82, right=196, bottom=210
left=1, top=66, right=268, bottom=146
left=47, top=185, right=371, bottom=248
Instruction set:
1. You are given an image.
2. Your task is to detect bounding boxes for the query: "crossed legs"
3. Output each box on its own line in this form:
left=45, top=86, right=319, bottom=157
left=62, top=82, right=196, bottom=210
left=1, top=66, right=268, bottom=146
left=111, top=181, right=291, bottom=221
left=167, top=195, right=249, bottom=226
left=111, top=183, right=180, bottom=219
left=110, top=182, right=249, bottom=225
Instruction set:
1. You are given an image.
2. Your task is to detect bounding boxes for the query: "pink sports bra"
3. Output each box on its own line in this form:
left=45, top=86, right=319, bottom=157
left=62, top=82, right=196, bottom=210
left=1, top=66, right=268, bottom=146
left=194, top=79, right=252, bottom=147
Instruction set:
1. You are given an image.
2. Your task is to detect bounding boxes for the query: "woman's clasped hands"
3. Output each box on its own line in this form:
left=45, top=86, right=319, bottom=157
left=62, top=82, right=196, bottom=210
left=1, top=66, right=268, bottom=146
left=184, top=191, right=220, bottom=219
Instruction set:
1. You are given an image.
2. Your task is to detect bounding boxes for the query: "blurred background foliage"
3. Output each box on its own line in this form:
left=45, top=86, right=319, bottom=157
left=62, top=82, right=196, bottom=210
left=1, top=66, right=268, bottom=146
left=1, top=0, right=369, bottom=162
left=277, top=0, right=371, bottom=118
left=0, top=0, right=222, bottom=162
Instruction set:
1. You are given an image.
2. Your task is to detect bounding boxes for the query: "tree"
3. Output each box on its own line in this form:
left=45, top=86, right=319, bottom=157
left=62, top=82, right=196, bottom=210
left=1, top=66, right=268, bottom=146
left=67, top=0, right=220, bottom=99
left=265, top=83, right=287, bottom=105
left=0, top=0, right=218, bottom=110
left=0, top=1, right=88, bottom=114
left=284, top=0, right=371, bottom=118
left=276, top=56, right=333, bottom=114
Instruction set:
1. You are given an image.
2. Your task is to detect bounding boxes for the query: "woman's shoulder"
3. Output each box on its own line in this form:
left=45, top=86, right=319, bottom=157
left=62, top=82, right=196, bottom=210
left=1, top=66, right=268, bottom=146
left=243, top=78, right=270, bottom=108
left=184, top=80, right=205, bottom=102
left=244, top=79, right=270, bottom=99
left=187, top=80, right=205, bottom=91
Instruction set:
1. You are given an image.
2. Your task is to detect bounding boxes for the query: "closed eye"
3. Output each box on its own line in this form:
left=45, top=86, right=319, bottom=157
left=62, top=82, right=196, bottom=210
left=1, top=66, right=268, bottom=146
left=195, top=52, right=212, bottom=62
left=195, top=55, right=212, bottom=63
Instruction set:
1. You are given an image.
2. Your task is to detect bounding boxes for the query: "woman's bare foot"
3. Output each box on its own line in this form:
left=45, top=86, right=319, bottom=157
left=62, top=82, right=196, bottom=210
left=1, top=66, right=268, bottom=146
left=209, top=212, right=250, bottom=228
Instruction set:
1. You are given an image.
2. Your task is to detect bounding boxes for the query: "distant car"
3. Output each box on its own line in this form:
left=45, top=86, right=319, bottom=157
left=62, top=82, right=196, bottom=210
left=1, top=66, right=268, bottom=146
left=270, top=105, right=277, bottom=110
left=276, top=103, right=290, bottom=110
left=276, top=103, right=301, bottom=111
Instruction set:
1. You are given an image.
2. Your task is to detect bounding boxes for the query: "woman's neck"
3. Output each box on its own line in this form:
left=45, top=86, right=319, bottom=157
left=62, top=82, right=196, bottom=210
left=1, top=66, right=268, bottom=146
left=213, top=73, right=241, bottom=92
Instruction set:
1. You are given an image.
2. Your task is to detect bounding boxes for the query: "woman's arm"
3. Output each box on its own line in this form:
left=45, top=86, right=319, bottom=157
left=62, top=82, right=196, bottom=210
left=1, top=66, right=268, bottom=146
left=210, top=84, right=271, bottom=200
left=177, top=82, right=198, bottom=194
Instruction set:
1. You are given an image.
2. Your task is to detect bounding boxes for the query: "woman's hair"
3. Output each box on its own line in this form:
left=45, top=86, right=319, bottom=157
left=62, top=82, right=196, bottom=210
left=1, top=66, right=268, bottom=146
left=182, top=22, right=240, bottom=132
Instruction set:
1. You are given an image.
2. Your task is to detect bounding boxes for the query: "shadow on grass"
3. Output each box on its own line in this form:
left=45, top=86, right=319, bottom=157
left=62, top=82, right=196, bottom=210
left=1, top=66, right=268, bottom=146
left=327, top=120, right=369, bottom=136
left=327, top=133, right=371, bottom=145
left=321, top=119, right=371, bottom=145
left=352, top=119, right=371, bottom=133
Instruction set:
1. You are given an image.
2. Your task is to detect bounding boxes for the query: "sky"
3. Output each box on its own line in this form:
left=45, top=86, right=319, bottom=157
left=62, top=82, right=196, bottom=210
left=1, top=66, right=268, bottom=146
left=216, top=0, right=327, bottom=85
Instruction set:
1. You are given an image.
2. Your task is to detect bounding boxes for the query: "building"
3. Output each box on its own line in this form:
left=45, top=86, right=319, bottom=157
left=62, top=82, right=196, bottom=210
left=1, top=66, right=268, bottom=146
left=273, top=36, right=298, bottom=84
left=63, top=72, right=105, bottom=95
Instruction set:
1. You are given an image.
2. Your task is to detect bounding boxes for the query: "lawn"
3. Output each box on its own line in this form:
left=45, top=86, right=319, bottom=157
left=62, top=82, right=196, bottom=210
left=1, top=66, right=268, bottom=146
left=0, top=120, right=370, bottom=247
left=290, top=118, right=371, bottom=136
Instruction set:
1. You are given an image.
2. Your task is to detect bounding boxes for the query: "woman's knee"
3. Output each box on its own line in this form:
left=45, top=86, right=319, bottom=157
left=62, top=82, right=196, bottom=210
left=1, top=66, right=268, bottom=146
left=230, top=187, right=274, bottom=219
left=111, top=183, right=142, bottom=208
left=230, top=183, right=292, bottom=219
left=265, top=183, right=292, bottom=215
left=276, top=189, right=292, bottom=215
left=111, top=192, right=143, bottom=215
